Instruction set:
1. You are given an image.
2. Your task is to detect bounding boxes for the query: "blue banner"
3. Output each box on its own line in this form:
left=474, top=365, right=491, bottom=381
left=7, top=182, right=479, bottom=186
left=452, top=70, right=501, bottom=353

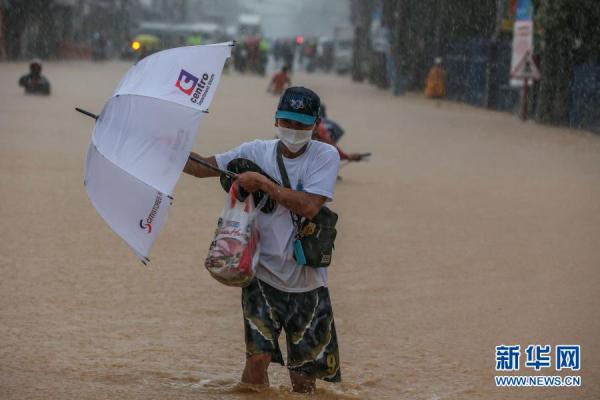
left=516, top=0, right=533, bottom=21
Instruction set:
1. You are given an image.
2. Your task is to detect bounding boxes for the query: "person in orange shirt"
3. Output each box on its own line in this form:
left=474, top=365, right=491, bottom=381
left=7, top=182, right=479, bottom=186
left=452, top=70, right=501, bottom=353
left=267, top=66, right=291, bottom=95
left=424, top=57, right=447, bottom=98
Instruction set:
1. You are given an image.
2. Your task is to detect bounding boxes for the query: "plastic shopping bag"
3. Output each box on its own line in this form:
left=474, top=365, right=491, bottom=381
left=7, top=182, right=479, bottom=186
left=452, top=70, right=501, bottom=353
left=205, top=183, right=267, bottom=287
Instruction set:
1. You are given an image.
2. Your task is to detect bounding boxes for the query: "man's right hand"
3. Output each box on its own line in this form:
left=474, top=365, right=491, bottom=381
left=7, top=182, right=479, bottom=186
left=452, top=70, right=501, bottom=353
left=183, top=153, right=220, bottom=178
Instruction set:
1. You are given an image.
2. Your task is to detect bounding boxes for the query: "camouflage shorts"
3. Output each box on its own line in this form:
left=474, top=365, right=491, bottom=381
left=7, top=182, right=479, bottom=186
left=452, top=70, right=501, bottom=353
left=241, top=279, right=341, bottom=382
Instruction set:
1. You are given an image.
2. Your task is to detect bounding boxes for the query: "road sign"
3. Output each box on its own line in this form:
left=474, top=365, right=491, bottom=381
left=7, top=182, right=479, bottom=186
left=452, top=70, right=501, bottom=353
left=512, top=50, right=541, bottom=121
left=511, top=51, right=541, bottom=80
left=510, top=19, right=534, bottom=87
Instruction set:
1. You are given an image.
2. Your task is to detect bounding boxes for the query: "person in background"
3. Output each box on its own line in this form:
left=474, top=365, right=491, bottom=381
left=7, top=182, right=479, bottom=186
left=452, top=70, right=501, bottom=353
left=424, top=57, right=447, bottom=99
left=281, top=40, right=295, bottom=73
left=137, top=45, right=151, bottom=62
left=258, top=38, right=270, bottom=76
left=314, top=104, right=363, bottom=162
left=91, top=32, right=107, bottom=61
left=304, top=39, right=317, bottom=72
left=267, top=66, right=291, bottom=96
left=18, top=59, right=51, bottom=95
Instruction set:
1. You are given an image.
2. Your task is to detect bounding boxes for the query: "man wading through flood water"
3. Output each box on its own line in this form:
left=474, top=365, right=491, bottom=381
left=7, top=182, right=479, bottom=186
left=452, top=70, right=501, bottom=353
left=183, top=87, right=341, bottom=393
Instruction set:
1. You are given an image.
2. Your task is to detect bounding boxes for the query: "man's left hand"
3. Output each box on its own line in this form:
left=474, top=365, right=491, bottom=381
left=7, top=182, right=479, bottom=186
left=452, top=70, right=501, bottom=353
left=236, top=172, right=267, bottom=193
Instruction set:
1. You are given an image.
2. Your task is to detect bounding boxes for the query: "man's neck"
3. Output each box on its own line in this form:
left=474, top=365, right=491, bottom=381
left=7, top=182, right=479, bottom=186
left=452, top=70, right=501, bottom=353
left=279, top=141, right=309, bottom=159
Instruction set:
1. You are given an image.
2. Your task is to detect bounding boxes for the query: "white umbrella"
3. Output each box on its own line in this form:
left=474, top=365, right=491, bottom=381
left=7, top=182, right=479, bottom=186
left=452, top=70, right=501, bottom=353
left=81, top=42, right=232, bottom=263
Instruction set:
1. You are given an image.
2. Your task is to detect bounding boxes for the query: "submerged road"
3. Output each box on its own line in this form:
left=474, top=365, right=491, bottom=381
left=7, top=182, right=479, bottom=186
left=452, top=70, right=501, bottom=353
left=1, top=61, right=599, bottom=399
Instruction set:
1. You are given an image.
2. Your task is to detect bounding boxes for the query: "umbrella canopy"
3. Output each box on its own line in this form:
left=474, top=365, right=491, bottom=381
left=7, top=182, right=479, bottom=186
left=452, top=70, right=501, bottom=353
left=84, top=42, right=232, bottom=262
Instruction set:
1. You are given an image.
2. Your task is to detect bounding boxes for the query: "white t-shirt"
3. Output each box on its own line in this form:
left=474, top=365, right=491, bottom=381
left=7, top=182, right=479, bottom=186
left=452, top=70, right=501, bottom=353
left=215, top=139, right=340, bottom=293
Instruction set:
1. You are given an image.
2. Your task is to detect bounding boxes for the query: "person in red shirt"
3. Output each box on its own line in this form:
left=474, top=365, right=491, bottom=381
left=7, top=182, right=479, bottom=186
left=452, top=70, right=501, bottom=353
left=267, top=66, right=291, bottom=95
left=313, top=104, right=363, bottom=161
left=314, top=122, right=362, bottom=161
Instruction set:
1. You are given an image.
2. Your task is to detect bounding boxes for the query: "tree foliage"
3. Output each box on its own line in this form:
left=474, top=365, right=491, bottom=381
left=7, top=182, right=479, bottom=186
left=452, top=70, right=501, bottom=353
left=535, top=0, right=600, bottom=124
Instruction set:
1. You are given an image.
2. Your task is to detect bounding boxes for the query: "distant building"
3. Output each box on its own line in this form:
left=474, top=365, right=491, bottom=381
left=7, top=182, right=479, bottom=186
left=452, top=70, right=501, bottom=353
left=1, top=0, right=141, bottom=60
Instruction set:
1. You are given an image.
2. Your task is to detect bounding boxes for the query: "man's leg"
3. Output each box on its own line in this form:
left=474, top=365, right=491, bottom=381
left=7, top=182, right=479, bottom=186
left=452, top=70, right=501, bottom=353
left=285, top=286, right=342, bottom=388
left=242, top=353, right=271, bottom=385
left=289, top=370, right=316, bottom=393
left=241, top=280, right=285, bottom=386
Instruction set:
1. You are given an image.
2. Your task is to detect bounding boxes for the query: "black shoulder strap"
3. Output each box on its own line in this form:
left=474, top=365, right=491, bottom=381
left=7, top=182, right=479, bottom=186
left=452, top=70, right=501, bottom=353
left=276, top=141, right=291, bottom=189
left=275, top=141, right=304, bottom=230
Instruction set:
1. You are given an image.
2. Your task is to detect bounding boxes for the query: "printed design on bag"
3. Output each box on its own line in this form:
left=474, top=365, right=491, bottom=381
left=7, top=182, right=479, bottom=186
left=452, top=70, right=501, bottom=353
left=302, top=222, right=317, bottom=236
left=175, top=68, right=216, bottom=106
left=139, top=193, right=163, bottom=234
left=205, top=192, right=264, bottom=287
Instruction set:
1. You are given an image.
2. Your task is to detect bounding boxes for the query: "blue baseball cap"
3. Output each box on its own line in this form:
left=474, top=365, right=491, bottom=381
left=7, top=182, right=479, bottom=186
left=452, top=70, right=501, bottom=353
left=275, top=86, right=320, bottom=126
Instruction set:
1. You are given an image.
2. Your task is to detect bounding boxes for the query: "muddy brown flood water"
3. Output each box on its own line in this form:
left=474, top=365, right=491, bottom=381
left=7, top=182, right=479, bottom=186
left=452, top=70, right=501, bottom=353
left=1, top=61, right=599, bottom=399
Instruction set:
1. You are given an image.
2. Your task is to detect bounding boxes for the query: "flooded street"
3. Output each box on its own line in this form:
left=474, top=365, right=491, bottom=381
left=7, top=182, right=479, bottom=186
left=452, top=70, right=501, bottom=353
left=1, top=61, right=599, bottom=399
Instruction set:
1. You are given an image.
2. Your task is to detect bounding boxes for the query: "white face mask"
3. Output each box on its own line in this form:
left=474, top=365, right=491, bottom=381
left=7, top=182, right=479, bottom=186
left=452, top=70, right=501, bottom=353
left=276, top=126, right=313, bottom=153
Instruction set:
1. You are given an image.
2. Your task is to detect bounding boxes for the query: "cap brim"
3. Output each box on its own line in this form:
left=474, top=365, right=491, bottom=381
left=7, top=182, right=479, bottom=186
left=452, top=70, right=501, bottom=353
left=275, top=110, right=316, bottom=125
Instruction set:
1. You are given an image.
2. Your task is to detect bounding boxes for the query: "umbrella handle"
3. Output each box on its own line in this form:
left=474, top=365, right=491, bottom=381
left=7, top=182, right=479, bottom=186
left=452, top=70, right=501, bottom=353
left=75, top=106, right=236, bottom=179
left=188, top=153, right=237, bottom=178
left=75, top=107, right=98, bottom=120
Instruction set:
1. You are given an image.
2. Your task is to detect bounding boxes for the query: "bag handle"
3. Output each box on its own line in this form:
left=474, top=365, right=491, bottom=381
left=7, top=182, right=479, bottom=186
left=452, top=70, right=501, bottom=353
left=230, top=179, right=269, bottom=213
left=230, top=180, right=238, bottom=208
left=254, top=191, right=269, bottom=212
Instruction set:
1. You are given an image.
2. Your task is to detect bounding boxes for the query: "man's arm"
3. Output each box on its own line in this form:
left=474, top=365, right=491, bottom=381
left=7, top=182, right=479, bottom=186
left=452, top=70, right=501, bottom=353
left=313, top=126, right=356, bottom=160
left=237, top=172, right=325, bottom=219
left=183, top=152, right=220, bottom=178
